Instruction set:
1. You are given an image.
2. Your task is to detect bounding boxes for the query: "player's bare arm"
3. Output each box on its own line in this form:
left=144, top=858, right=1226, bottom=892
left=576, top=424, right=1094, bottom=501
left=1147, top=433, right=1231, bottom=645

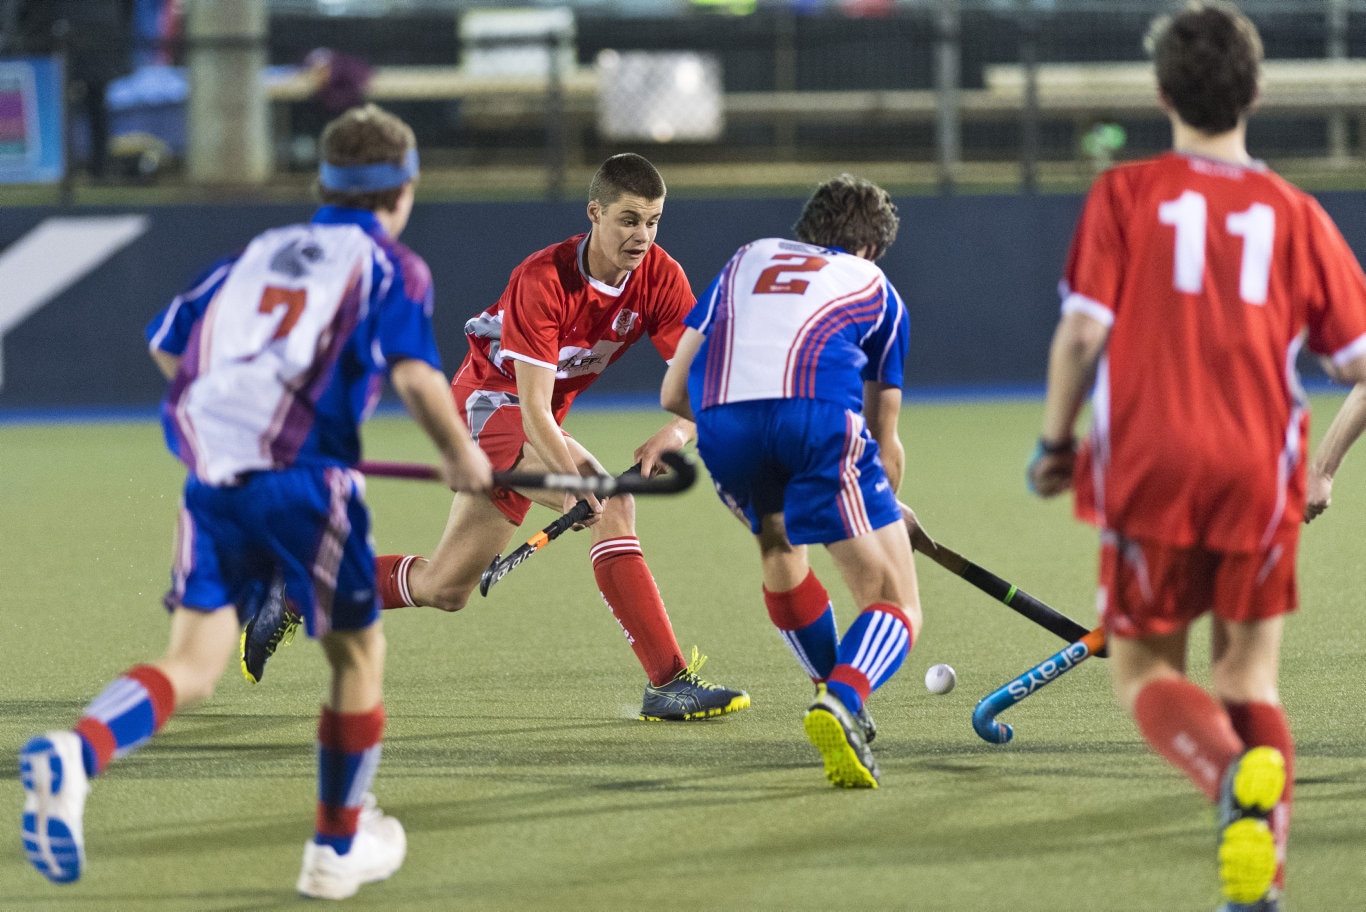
left=1306, top=353, right=1366, bottom=520
left=513, top=358, right=604, bottom=520
left=390, top=359, right=493, bottom=494
left=863, top=381, right=904, bottom=493
left=1030, top=310, right=1109, bottom=498
left=634, top=417, right=695, bottom=479
left=150, top=348, right=180, bottom=381
left=659, top=327, right=702, bottom=422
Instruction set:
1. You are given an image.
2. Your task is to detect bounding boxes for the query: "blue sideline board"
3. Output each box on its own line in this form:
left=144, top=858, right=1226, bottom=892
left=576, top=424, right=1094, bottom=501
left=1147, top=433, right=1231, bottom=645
left=0, top=56, right=65, bottom=185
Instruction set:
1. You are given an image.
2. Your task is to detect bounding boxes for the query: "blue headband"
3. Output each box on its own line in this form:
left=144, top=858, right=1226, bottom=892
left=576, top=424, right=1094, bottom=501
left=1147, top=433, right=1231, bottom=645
left=319, top=149, right=419, bottom=192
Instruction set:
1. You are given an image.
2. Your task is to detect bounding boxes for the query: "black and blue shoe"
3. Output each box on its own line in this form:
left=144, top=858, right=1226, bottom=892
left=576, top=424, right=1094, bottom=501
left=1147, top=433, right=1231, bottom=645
left=240, top=578, right=301, bottom=684
left=639, top=647, right=750, bottom=721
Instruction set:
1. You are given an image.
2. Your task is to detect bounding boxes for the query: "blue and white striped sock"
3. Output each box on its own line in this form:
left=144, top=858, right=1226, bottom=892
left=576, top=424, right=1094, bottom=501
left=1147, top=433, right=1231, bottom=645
left=827, top=604, right=913, bottom=714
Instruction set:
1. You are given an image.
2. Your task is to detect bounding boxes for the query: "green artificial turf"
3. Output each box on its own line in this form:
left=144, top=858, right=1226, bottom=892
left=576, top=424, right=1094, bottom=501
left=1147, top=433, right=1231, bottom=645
left=2, top=399, right=1363, bottom=911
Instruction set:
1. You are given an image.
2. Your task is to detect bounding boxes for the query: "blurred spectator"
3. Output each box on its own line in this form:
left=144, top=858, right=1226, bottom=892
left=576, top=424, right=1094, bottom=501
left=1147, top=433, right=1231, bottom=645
left=132, top=0, right=182, bottom=67
left=1081, top=121, right=1127, bottom=172
left=12, top=0, right=135, bottom=179
left=841, top=0, right=893, bottom=16
left=287, top=48, right=374, bottom=167
left=304, top=47, right=374, bottom=115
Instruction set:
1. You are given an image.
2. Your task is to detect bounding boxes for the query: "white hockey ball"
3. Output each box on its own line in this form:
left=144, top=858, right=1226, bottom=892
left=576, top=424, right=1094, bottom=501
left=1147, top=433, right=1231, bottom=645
left=924, top=663, right=957, bottom=695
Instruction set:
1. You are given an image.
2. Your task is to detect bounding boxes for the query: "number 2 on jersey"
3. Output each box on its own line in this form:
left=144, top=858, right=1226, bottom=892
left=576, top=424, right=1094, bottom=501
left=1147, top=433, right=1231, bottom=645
left=753, top=254, right=828, bottom=295
left=1158, top=190, right=1274, bottom=305
left=258, top=286, right=307, bottom=340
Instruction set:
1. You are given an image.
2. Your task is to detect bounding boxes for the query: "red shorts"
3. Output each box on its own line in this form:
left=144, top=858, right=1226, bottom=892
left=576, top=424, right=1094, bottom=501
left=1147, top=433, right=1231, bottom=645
left=454, top=384, right=571, bottom=524
left=1098, top=526, right=1299, bottom=639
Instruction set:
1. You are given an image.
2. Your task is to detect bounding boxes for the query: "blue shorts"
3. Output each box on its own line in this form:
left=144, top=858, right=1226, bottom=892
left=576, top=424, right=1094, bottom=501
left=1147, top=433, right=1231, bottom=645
left=695, top=398, right=901, bottom=546
left=169, top=465, right=378, bottom=636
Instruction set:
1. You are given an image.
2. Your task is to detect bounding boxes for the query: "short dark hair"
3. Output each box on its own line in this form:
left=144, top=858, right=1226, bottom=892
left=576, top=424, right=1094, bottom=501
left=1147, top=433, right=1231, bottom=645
left=792, top=174, right=899, bottom=261
left=588, top=153, right=666, bottom=206
left=1147, top=1, right=1261, bottom=134
left=315, top=104, right=417, bottom=211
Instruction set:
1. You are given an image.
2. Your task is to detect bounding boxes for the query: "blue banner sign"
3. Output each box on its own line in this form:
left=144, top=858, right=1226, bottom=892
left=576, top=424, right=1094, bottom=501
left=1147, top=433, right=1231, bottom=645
left=0, top=57, right=65, bottom=185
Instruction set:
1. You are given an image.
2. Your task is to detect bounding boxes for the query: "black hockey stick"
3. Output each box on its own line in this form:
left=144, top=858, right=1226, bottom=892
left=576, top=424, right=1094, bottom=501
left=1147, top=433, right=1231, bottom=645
left=477, top=462, right=643, bottom=597
left=357, top=451, right=695, bottom=498
left=904, top=510, right=1104, bottom=656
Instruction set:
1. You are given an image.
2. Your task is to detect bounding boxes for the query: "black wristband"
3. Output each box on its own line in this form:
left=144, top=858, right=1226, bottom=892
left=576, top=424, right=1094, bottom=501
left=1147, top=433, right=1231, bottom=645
left=1038, top=436, right=1076, bottom=455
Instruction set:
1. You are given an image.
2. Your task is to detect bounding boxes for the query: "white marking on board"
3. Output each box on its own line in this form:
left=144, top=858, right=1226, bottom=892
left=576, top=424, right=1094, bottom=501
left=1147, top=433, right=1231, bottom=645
left=0, top=215, right=150, bottom=390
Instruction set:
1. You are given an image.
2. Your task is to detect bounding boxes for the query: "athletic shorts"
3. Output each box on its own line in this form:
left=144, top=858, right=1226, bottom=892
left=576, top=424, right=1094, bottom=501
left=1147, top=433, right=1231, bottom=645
left=456, top=385, right=573, bottom=524
left=1098, top=526, right=1299, bottom=639
left=170, top=465, right=378, bottom=637
left=695, top=398, right=901, bottom=546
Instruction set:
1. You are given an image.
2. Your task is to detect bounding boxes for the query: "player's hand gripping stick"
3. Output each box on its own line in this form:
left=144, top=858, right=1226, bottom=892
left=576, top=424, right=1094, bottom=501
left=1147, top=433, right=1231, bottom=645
left=478, top=462, right=646, bottom=596
left=971, top=627, right=1106, bottom=744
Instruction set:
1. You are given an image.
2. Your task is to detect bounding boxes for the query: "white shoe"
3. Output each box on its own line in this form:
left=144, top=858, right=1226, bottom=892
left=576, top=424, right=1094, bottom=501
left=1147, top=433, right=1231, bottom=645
left=296, top=796, right=406, bottom=900
left=19, top=731, right=90, bottom=884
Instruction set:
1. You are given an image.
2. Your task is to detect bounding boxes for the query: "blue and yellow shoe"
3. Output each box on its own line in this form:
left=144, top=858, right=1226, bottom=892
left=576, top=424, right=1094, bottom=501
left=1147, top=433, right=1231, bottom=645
left=804, top=685, right=879, bottom=789
left=639, top=647, right=750, bottom=721
left=1217, top=746, right=1286, bottom=907
left=240, top=580, right=302, bottom=684
left=20, top=731, right=90, bottom=884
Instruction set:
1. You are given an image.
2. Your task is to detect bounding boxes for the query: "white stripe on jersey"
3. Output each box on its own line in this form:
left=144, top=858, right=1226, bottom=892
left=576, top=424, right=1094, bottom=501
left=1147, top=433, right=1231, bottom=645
left=1060, top=290, right=1115, bottom=327
left=868, top=288, right=906, bottom=381
left=148, top=262, right=233, bottom=353
left=1331, top=330, right=1366, bottom=367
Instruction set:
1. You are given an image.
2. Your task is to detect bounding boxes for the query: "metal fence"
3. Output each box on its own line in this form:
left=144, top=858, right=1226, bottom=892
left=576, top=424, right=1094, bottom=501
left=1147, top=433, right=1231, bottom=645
left=267, top=0, right=1366, bottom=193
left=7, top=0, right=1366, bottom=196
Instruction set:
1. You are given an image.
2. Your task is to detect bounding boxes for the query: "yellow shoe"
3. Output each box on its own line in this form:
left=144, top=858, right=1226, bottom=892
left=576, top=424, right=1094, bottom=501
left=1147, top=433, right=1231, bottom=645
left=803, top=685, right=879, bottom=789
left=1217, top=747, right=1286, bottom=905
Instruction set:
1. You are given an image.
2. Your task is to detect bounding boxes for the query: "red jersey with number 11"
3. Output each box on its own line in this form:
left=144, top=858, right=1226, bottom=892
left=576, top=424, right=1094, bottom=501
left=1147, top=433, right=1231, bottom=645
left=1062, top=151, right=1366, bottom=550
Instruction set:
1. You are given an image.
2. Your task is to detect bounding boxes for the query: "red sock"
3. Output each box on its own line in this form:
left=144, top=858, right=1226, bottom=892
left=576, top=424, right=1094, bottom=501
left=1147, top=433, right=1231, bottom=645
left=377, top=554, right=422, bottom=609
left=590, top=537, right=684, bottom=686
left=1226, top=701, right=1294, bottom=889
left=763, top=569, right=831, bottom=629
left=316, top=704, right=385, bottom=853
left=764, top=570, right=837, bottom=682
left=1132, top=677, right=1244, bottom=802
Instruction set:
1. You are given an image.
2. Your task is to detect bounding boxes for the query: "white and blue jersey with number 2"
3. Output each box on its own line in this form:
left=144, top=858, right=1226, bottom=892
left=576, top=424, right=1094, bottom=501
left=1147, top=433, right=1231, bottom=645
left=685, top=237, right=911, bottom=546
left=143, top=206, right=442, bottom=632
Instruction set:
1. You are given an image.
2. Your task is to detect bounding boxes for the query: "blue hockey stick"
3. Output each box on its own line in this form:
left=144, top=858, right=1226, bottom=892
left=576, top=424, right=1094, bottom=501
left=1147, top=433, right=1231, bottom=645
left=971, top=627, right=1107, bottom=744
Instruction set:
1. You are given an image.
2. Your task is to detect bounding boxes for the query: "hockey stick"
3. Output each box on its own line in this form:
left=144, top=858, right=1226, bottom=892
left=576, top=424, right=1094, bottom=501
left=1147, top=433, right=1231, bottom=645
left=356, top=460, right=442, bottom=481
left=357, top=451, right=695, bottom=497
left=904, top=512, right=1103, bottom=655
left=971, top=626, right=1106, bottom=744
left=477, top=463, right=643, bottom=597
